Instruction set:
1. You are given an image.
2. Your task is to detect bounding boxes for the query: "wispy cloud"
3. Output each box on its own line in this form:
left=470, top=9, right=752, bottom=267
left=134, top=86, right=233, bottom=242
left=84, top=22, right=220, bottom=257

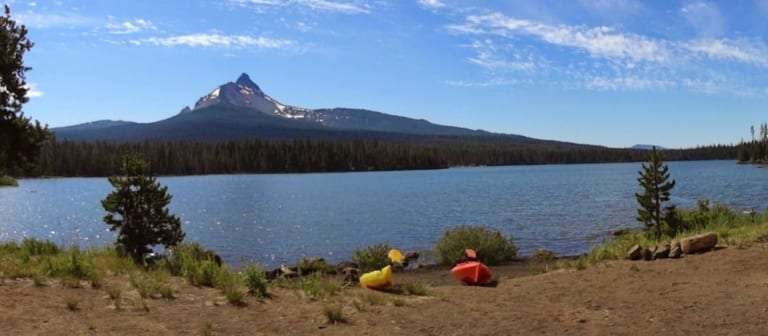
left=417, top=0, right=445, bottom=9
left=685, top=39, right=768, bottom=66
left=129, top=33, right=295, bottom=50
left=15, top=11, right=96, bottom=29
left=105, top=18, right=156, bottom=34
left=680, top=1, right=724, bottom=37
left=26, top=83, right=43, bottom=98
left=230, top=0, right=370, bottom=14
left=578, top=0, right=643, bottom=16
left=448, top=10, right=768, bottom=96
left=465, top=39, right=539, bottom=72
left=451, top=13, right=670, bottom=64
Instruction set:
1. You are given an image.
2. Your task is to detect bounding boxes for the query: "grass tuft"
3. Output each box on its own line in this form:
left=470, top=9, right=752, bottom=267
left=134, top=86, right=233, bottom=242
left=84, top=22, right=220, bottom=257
left=323, top=304, right=347, bottom=324
left=65, top=298, right=80, bottom=311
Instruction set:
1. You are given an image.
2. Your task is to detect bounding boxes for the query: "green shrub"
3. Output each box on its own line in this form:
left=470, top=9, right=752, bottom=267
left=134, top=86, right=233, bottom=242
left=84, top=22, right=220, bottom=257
left=297, top=258, right=334, bottom=276
left=434, top=225, right=518, bottom=266
left=224, top=287, right=246, bottom=306
left=243, top=265, right=268, bottom=298
left=0, top=175, right=18, bottom=187
left=352, top=243, right=391, bottom=272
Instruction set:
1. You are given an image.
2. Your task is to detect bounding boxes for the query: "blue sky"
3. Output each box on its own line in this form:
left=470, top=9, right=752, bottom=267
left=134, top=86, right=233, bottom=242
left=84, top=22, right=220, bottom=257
left=11, top=0, right=768, bottom=148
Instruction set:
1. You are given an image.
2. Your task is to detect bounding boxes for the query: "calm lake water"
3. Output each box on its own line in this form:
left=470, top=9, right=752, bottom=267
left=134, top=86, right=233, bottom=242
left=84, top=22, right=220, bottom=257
left=1, top=160, right=766, bottom=267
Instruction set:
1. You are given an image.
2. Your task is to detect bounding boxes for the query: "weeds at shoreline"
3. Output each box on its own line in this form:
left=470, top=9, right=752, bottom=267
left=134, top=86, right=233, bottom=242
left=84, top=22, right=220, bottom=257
left=557, top=203, right=768, bottom=270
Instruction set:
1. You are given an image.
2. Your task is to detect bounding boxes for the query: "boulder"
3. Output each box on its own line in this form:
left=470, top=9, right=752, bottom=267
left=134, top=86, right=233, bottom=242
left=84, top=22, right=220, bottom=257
left=680, top=232, right=718, bottom=254
left=335, top=261, right=359, bottom=273
left=341, top=267, right=360, bottom=284
left=643, top=247, right=654, bottom=261
left=669, top=244, right=683, bottom=259
left=280, top=265, right=298, bottom=278
left=627, top=245, right=644, bottom=260
left=265, top=268, right=281, bottom=280
left=404, top=251, right=420, bottom=266
left=654, top=243, right=670, bottom=259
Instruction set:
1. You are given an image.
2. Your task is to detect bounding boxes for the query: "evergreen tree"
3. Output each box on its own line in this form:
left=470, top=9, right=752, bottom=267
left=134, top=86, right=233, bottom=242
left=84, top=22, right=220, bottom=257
left=0, top=5, right=49, bottom=175
left=102, top=155, right=184, bottom=263
left=635, top=147, right=676, bottom=239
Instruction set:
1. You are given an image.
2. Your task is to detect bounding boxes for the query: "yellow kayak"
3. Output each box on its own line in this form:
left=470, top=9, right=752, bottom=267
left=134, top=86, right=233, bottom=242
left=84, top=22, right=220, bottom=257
left=360, top=265, right=393, bottom=289
left=388, top=249, right=405, bottom=264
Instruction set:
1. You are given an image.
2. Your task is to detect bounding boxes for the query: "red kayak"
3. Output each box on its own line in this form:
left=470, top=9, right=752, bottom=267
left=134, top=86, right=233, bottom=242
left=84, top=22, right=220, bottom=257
left=451, top=261, right=492, bottom=285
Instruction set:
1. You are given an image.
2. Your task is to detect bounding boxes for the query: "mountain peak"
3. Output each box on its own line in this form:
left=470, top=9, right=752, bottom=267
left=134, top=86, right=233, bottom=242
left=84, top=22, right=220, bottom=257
left=236, top=73, right=262, bottom=93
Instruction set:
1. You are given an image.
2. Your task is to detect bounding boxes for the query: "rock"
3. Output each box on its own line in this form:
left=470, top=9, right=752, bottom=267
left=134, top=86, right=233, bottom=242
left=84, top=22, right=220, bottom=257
left=280, top=265, right=298, bottom=278
left=341, top=267, right=360, bottom=284
left=266, top=268, right=281, bottom=280
left=627, top=245, right=644, bottom=260
left=335, top=261, right=358, bottom=273
left=669, top=244, right=683, bottom=259
left=405, top=251, right=420, bottom=262
left=642, top=247, right=653, bottom=261
left=680, top=232, right=718, bottom=254
left=653, top=243, right=670, bottom=259
left=613, top=229, right=633, bottom=236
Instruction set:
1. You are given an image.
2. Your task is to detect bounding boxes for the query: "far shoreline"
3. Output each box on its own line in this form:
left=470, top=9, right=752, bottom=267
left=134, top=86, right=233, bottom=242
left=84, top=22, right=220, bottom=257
left=13, top=158, right=738, bottom=180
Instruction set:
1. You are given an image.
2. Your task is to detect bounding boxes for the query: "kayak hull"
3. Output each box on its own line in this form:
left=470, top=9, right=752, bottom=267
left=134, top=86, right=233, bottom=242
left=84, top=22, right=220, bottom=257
left=451, top=261, right=492, bottom=285
left=360, top=265, right=393, bottom=289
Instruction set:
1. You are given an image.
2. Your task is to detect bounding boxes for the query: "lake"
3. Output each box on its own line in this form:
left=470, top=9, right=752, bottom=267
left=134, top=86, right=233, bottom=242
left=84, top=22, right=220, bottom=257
left=1, top=160, right=766, bottom=267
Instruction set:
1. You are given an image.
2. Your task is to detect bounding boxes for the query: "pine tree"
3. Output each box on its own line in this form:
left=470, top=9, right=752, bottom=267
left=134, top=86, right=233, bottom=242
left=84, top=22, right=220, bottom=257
left=102, top=155, right=184, bottom=263
left=635, top=147, right=676, bottom=240
left=0, top=5, right=49, bottom=176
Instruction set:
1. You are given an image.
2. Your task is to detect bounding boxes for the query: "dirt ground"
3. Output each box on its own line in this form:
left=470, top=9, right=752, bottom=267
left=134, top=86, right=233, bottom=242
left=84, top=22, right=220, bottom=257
left=2, top=245, right=768, bottom=336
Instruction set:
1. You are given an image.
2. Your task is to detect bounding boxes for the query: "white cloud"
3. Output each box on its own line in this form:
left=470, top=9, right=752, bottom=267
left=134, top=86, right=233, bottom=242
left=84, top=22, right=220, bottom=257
left=105, top=18, right=156, bottom=34
left=15, top=12, right=95, bottom=29
left=465, top=40, right=538, bottom=72
left=685, top=39, right=768, bottom=66
left=680, top=1, right=724, bottom=37
left=230, top=0, right=370, bottom=14
left=448, top=11, right=768, bottom=96
left=130, top=33, right=295, bottom=49
left=585, top=76, right=675, bottom=91
left=446, top=78, right=520, bottom=87
left=451, top=13, right=670, bottom=64
left=418, top=0, right=445, bottom=9
left=26, top=83, right=43, bottom=98
left=578, top=0, right=643, bottom=16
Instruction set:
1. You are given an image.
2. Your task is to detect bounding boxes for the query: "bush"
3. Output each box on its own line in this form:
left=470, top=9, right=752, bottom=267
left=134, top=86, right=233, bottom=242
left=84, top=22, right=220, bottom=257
left=352, top=243, right=391, bottom=272
left=297, top=258, right=334, bottom=276
left=224, top=286, right=246, bottom=306
left=434, top=226, right=518, bottom=266
left=163, top=243, right=221, bottom=279
left=0, top=175, right=18, bottom=187
left=243, top=265, right=268, bottom=298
